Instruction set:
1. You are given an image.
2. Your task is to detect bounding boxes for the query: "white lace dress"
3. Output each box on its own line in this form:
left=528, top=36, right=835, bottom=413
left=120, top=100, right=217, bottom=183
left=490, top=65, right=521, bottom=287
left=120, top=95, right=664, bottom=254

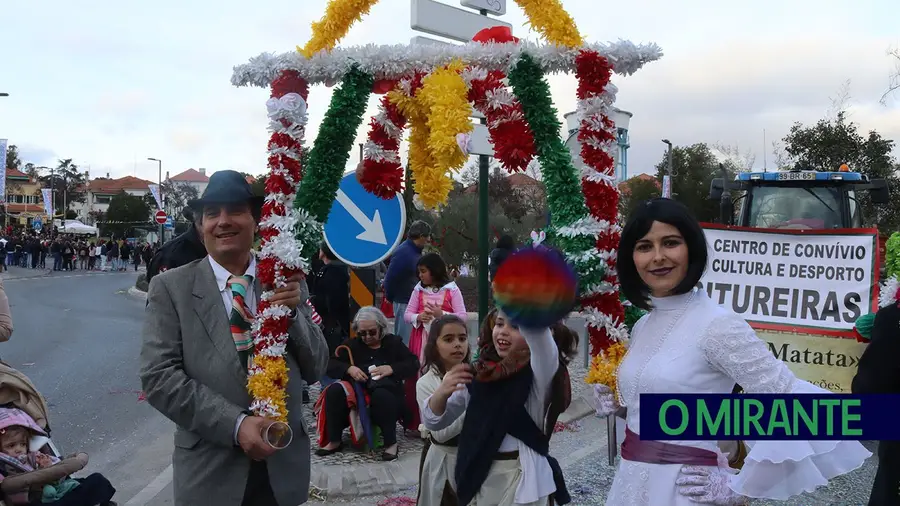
left=605, top=289, right=872, bottom=505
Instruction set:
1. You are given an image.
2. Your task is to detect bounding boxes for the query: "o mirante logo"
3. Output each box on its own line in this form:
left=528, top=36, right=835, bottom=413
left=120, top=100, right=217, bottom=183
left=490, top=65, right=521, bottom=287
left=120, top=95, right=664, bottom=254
left=639, top=394, right=900, bottom=441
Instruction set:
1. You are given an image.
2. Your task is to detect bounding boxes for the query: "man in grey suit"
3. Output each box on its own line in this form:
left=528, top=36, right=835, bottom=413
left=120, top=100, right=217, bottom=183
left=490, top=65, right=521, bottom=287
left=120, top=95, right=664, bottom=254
left=140, top=170, right=329, bottom=506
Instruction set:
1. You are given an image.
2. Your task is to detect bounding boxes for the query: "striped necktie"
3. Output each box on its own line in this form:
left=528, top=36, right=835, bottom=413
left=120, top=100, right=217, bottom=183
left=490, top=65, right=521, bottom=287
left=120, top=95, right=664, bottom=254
left=226, top=275, right=254, bottom=370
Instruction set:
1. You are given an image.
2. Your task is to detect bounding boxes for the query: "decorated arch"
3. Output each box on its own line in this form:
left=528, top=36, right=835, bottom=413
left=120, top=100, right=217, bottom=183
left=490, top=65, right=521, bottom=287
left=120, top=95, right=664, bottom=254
left=231, top=0, right=662, bottom=421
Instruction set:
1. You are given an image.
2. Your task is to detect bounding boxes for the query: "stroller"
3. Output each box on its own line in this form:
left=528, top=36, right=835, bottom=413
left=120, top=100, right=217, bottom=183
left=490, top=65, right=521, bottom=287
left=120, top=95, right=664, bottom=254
left=0, top=361, right=91, bottom=506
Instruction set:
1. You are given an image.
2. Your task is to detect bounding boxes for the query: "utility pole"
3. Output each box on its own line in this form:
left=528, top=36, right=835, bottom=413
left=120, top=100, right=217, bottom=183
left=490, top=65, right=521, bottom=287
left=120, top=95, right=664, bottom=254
left=148, top=158, right=163, bottom=244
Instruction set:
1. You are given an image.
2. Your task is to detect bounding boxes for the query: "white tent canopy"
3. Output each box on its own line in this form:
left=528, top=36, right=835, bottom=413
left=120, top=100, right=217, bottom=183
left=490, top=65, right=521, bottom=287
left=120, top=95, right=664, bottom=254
left=54, top=219, right=98, bottom=236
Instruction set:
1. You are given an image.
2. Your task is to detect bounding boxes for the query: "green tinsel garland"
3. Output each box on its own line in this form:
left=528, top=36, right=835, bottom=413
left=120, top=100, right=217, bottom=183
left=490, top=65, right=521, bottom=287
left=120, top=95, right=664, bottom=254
left=507, top=53, right=604, bottom=291
left=623, top=294, right=646, bottom=331
left=294, top=65, right=374, bottom=257
left=886, top=232, right=900, bottom=279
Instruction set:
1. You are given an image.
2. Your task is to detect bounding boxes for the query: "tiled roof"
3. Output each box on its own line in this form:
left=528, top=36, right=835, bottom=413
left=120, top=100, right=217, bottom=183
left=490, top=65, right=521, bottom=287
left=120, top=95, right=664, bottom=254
left=170, top=169, right=209, bottom=182
left=89, top=176, right=154, bottom=193
left=5, top=169, right=30, bottom=180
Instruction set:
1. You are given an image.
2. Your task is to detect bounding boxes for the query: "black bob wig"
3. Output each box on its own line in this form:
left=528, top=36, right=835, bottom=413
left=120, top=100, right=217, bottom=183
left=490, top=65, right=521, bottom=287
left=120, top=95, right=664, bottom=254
left=617, top=198, right=708, bottom=310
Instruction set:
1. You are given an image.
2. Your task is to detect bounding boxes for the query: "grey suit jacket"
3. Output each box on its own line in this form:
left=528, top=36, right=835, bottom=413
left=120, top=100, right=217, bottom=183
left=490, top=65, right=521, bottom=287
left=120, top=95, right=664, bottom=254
left=139, top=257, right=329, bottom=506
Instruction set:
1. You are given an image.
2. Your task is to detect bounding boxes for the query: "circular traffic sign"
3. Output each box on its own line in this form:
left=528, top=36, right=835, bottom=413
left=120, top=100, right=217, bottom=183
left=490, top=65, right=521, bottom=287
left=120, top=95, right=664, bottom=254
left=155, top=210, right=168, bottom=224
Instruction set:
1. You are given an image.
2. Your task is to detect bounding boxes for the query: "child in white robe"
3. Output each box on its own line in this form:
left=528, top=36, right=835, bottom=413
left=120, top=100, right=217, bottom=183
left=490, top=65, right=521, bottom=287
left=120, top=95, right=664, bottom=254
left=415, top=314, right=472, bottom=506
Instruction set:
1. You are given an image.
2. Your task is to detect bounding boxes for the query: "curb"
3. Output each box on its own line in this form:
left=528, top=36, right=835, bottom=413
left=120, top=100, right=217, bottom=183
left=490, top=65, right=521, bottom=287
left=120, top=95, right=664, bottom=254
left=310, top=450, right=419, bottom=498
left=128, top=286, right=148, bottom=301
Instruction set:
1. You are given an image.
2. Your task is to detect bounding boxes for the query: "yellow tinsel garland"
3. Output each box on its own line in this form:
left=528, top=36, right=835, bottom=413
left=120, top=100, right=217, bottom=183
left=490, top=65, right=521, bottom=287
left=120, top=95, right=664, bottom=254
left=585, top=341, right=627, bottom=401
left=387, top=75, right=460, bottom=210
left=298, top=0, right=381, bottom=57
left=514, top=0, right=583, bottom=48
left=417, top=60, right=473, bottom=174
left=247, top=355, right=290, bottom=423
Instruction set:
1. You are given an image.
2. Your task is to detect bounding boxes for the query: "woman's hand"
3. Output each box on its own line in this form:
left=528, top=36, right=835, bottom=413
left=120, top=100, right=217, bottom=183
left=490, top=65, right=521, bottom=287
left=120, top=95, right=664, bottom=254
left=676, top=466, right=747, bottom=505
left=370, top=365, right=393, bottom=378
left=592, top=384, right=618, bottom=418
left=346, top=366, right=368, bottom=382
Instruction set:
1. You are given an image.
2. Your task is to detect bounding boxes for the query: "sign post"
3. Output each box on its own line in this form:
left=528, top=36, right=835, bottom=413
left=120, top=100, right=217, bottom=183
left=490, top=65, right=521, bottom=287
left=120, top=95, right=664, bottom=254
left=323, top=173, right=407, bottom=332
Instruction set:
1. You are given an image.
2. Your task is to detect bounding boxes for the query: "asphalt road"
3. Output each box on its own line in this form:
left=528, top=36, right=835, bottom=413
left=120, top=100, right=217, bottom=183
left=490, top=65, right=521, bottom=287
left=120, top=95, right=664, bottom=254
left=1, top=267, right=174, bottom=504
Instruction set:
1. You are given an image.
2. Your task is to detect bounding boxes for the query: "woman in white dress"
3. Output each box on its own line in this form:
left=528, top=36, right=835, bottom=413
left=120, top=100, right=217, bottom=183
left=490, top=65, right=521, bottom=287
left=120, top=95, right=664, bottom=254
left=416, top=314, right=472, bottom=505
left=595, top=198, right=872, bottom=505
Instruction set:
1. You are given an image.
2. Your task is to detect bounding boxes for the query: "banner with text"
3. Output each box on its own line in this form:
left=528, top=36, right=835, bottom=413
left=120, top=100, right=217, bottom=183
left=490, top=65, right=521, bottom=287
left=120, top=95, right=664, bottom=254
left=698, top=226, right=878, bottom=336
left=0, top=139, right=7, bottom=203
left=759, top=329, right=867, bottom=393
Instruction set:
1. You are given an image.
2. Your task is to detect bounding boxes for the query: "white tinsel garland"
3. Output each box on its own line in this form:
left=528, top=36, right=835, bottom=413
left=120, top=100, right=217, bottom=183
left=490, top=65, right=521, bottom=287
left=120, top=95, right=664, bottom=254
left=879, top=277, right=899, bottom=308
left=232, top=40, right=663, bottom=88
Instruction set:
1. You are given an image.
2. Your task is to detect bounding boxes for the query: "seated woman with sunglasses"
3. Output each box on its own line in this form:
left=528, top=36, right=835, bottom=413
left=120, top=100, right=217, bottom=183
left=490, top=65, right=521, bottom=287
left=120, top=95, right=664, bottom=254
left=315, top=306, right=420, bottom=461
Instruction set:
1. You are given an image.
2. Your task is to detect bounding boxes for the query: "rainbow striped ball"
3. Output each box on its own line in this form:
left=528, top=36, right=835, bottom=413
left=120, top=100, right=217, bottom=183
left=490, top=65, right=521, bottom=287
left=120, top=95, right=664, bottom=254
left=492, top=247, right=579, bottom=328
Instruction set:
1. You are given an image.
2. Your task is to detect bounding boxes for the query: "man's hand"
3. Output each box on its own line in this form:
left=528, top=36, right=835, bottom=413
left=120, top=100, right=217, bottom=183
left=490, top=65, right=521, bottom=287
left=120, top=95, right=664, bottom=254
left=371, top=365, right=393, bottom=378
left=267, top=273, right=303, bottom=312
left=347, top=366, right=368, bottom=382
left=237, top=416, right=278, bottom=461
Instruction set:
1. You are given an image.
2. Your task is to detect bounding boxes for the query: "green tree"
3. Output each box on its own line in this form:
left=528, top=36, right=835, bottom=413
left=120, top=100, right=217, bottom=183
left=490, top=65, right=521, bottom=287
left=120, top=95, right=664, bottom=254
left=37, top=159, right=87, bottom=216
left=779, top=112, right=900, bottom=233
left=159, top=180, right=200, bottom=219
left=653, top=143, right=731, bottom=223
left=618, top=176, right=661, bottom=219
left=5, top=144, right=21, bottom=172
left=103, top=191, right=150, bottom=238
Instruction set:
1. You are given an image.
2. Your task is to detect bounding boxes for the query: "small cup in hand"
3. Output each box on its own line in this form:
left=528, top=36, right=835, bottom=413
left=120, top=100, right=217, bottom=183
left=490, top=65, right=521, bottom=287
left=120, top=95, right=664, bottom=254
left=262, top=421, right=293, bottom=450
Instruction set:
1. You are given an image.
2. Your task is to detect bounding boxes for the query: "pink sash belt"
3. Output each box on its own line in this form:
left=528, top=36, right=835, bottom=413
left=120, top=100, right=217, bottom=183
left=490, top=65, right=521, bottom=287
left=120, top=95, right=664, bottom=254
left=621, top=428, right=719, bottom=466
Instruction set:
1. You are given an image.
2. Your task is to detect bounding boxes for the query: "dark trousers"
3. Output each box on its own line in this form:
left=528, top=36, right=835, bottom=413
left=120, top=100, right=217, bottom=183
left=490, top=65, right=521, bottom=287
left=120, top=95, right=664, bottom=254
left=39, top=472, right=116, bottom=506
left=323, top=384, right=399, bottom=446
left=242, top=461, right=278, bottom=506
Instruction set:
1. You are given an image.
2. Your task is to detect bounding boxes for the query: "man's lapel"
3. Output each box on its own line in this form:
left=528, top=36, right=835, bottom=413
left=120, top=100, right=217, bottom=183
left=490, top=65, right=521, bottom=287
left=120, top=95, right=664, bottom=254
left=192, top=257, right=247, bottom=384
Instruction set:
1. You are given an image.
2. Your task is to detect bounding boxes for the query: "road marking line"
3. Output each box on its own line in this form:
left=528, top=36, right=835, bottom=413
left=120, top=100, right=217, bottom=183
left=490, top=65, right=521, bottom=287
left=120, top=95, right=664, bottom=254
left=125, top=463, right=173, bottom=506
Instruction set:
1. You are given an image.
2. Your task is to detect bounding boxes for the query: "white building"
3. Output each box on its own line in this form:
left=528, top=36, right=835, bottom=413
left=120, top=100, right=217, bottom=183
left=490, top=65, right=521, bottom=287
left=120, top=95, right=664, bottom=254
left=167, top=168, right=210, bottom=194
left=564, top=108, right=632, bottom=183
left=71, top=175, right=155, bottom=225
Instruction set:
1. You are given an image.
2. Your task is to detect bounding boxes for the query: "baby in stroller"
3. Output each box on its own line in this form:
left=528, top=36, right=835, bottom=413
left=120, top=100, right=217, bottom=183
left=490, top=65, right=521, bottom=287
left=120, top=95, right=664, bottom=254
left=0, top=363, right=116, bottom=506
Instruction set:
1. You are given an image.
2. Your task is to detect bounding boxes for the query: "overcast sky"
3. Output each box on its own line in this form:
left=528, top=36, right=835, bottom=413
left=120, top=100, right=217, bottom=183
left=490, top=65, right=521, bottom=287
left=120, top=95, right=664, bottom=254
left=1, top=0, right=898, bottom=183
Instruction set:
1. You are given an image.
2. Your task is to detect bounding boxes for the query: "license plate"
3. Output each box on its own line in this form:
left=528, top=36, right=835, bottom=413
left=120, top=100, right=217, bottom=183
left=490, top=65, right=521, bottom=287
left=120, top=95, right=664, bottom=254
left=777, top=171, right=816, bottom=181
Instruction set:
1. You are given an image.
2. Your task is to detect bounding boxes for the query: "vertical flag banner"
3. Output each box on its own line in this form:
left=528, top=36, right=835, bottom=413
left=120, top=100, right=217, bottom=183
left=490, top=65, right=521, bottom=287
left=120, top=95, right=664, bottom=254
left=662, top=175, right=672, bottom=198
left=0, top=139, right=7, bottom=203
left=148, top=184, right=163, bottom=210
left=41, top=189, right=53, bottom=218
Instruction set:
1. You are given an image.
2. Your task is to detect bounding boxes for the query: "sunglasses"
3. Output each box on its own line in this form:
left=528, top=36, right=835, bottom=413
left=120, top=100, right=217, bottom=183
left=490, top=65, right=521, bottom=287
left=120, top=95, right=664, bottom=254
left=357, top=329, right=379, bottom=338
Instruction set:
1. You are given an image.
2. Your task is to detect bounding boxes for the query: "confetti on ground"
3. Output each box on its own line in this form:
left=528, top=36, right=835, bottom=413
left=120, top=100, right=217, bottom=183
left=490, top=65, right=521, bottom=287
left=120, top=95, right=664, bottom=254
left=554, top=421, right=582, bottom=433
left=377, top=497, right=416, bottom=506
left=308, top=486, right=326, bottom=501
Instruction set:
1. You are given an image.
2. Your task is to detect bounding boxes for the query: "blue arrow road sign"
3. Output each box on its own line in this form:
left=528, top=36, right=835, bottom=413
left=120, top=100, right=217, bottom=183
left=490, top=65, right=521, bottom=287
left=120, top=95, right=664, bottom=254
left=323, top=173, right=407, bottom=268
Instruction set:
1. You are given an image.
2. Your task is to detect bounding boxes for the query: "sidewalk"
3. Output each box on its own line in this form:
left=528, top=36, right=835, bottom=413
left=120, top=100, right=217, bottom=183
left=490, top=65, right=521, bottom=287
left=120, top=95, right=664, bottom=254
left=0, top=265, right=52, bottom=280
left=131, top=356, right=596, bottom=506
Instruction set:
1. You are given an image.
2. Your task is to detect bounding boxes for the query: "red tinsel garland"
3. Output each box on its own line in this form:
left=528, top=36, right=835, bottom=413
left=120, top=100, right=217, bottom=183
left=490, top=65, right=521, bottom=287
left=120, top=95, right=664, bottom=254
left=574, top=49, right=626, bottom=357
left=248, top=68, right=310, bottom=420
left=359, top=94, right=408, bottom=199
left=359, top=74, right=427, bottom=199
left=467, top=69, right=536, bottom=173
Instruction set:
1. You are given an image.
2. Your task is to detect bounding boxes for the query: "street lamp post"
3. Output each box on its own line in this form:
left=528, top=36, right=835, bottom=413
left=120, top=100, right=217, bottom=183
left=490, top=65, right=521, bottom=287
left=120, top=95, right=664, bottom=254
left=0, top=93, right=8, bottom=97
left=148, top=158, right=163, bottom=245
left=661, top=139, right=674, bottom=198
